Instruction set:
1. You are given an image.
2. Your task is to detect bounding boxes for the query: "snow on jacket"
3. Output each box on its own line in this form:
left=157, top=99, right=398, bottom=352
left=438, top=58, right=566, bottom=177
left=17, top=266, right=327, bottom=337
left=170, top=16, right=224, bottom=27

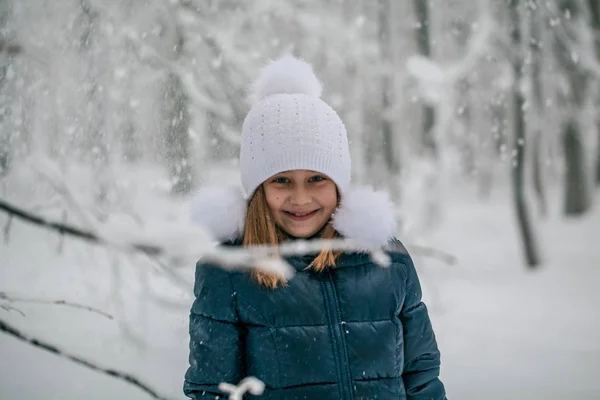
left=184, top=185, right=446, bottom=400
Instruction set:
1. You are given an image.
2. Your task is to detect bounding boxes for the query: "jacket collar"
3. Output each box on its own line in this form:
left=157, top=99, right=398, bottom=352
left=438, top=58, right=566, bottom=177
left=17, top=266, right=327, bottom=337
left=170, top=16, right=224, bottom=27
left=190, top=184, right=398, bottom=251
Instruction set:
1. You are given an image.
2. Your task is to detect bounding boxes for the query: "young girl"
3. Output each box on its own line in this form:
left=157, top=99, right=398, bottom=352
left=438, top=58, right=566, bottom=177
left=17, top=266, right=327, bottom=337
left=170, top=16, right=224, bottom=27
left=184, top=55, right=446, bottom=400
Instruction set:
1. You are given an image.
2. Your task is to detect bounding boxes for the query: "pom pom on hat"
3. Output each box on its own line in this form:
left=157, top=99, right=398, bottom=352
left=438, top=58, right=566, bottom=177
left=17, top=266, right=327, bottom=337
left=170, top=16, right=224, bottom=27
left=250, top=55, right=323, bottom=104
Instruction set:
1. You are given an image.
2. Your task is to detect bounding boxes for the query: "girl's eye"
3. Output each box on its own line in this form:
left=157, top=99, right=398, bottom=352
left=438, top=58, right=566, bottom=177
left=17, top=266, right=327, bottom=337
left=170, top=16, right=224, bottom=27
left=309, top=175, right=326, bottom=182
left=273, top=177, right=289, bottom=184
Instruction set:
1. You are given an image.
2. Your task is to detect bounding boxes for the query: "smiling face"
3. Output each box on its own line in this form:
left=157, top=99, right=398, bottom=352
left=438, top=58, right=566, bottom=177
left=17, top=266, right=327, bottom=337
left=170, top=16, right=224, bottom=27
left=262, top=170, right=338, bottom=238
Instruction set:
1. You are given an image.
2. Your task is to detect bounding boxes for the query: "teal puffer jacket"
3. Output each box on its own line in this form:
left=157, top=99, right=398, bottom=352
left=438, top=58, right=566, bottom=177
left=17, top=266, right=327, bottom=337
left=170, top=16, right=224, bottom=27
left=184, top=239, right=446, bottom=400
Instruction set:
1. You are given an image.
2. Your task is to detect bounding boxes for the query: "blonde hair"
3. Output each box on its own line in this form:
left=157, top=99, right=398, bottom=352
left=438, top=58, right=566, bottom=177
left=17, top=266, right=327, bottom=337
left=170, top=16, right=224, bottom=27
left=243, top=185, right=340, bottom=289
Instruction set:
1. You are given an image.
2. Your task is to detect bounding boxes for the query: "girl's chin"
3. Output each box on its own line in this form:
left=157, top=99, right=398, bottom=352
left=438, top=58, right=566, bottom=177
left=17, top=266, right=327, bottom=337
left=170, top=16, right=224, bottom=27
left=280, top=223, right=326, bottom=239
left=283, top=228, right=316, bottom=238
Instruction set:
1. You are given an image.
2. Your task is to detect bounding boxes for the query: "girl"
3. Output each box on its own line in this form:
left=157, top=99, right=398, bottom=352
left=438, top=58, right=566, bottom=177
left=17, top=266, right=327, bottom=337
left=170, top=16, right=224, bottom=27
left=184, top=55, right=446, bottom=400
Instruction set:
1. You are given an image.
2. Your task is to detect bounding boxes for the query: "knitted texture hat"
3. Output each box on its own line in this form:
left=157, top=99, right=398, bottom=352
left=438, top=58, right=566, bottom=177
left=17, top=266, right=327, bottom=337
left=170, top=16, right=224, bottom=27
left=239, top=55, right=351, bottom=197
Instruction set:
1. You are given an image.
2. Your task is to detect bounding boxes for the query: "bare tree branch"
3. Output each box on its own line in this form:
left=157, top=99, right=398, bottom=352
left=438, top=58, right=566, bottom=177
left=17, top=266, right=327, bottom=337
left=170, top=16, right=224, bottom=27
left=0, top=317, right=172, bottom=400
left=0, top=197, right=162, bottom=256
left=2, top=214, right=11, bottom=243
left=0, top=292, right=114, bottom=320
left=1, top=304, right=25, bottom=317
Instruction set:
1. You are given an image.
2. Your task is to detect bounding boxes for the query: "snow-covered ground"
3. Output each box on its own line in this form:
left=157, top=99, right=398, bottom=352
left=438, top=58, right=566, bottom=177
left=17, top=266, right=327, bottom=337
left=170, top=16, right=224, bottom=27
left=419, top=185, right=600, bottom=400
left=1, top=167, right=599, bottom=400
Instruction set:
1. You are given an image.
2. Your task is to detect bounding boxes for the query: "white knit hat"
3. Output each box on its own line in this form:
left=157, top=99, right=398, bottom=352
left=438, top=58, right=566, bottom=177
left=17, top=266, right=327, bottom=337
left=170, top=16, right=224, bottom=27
left=239, top=55, right=351, bottom=197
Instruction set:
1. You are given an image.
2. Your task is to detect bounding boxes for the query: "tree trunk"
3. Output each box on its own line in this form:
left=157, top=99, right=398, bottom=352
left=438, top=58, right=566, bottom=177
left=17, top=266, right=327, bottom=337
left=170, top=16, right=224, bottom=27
left=553, top=0, right=595, bottom=214
left=509, top=0, right=541, bottom=268
left=563, top=120, right=593, bottom=214
left=0, top=0, right=13, bottom=178
left=529, top=1, right=548, bottom=216
left=531, top=133, right=547, bottom=215
left=589, top=0, right=600, bottom=185
left=77, top=0, right=110, bottom=204
left=343, top=0, right=367, bottom=185
left=115, top=1, right=137, bottom=163
left=597, top=128, right=600, bottom=185
left=156, top=16, right=193, bottom=195
left=0, top=60, right=10, bottom=178
left=162, top=72, right=192, bottom=195
left=378, top=0, right=399, bottom=176
left=412, top=0, right=436, bottom=157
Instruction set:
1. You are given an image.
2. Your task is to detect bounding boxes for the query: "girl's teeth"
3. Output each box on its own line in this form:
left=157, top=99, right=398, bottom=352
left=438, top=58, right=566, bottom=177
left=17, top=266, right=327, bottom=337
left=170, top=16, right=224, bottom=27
left=290, top=211, right=310, bottom=216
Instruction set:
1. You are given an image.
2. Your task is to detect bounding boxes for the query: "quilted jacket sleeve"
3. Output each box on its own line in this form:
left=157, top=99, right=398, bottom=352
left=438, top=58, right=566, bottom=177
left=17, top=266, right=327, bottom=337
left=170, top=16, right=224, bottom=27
left=183, top=262, right=245, bottom=399
left=400, top=256, right=447, bottom=399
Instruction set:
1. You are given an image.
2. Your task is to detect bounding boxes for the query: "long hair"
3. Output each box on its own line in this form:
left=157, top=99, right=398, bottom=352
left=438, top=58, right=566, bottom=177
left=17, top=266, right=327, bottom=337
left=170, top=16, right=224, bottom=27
left=243, top=185, right=340, bottom=289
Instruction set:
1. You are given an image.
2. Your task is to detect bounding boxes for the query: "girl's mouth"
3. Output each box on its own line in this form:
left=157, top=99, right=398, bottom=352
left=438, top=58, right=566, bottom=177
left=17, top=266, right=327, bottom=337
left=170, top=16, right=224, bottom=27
left=283, top=210, right=319, bottom=221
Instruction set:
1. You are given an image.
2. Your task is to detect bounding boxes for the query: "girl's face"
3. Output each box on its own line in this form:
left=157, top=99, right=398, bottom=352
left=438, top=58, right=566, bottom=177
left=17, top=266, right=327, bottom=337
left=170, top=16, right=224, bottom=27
left=263, top=170, right=338, bottom=238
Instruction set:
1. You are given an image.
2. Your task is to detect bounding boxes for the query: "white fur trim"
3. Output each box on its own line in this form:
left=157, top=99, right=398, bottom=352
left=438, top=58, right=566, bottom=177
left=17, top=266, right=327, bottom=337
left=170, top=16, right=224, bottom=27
left=250, top=55, right=323, bottom=104
left=332, top=187, right=398, bottom=250
left=190, top=185, right=246, bottom=242
left=190, top=185, right=397, bottom=248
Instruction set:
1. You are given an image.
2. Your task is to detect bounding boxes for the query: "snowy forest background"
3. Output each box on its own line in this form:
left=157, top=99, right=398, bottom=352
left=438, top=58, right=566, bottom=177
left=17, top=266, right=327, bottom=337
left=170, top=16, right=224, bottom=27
left=1, top=0, right=599, bottom=399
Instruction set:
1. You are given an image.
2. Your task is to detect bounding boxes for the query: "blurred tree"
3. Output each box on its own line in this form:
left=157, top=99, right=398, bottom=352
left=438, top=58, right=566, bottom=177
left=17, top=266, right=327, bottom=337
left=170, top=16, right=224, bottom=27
left=509, top=0, right=541, bottom=267
left=111, top=2, right=138, bottom=163
left=156, top=12, right=193, bottom=195
left=413, top=0, right=436, bottom=158
left=552, top=0, right=595, bottom=215
left=0, top=0, right=32, bottom=179
left=528, top=0, right=549, bottom=216
left=378, top=0, right=400, bottom=177
left=588, top=0, right=600, bottom=185
left=75, top=0, right=111, bottom=204
left=0, top=0, right=12, bottom=177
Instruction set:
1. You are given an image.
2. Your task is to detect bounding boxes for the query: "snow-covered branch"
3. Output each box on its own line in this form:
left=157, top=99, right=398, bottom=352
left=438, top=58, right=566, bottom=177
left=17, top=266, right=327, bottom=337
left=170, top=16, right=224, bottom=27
left=121, top=29, right=233, bottom=120
left=543, top=0, right=600, bottom=79
left=219, top=377, right=265, bottom=400
left=0, top=197, right=161, bottom=257
left=406, top=12, right=497, bottom=105
left=0, top=317, right=173, bottom=400
left=0, top=196, right=456, bottom=277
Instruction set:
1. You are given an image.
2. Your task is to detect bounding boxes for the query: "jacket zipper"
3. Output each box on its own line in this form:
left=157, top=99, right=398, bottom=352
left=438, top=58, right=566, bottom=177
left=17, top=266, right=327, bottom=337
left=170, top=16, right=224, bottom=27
left=321, top=269, right=354, bottom=400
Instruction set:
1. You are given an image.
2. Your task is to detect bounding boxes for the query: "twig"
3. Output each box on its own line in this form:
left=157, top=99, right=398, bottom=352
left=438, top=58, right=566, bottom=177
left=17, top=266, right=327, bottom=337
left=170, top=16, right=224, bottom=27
left=31, top=157, right=102, bottom=231
left=405, top=244, right=457, bottom=266
left=110, top=253, right=145, bottom=350
left=0, top=292, right=113, bottom=320
left=1, top=304, right=25, bottom=317
left=0, top=317, right=172, bottom=400
left=2, top=214, right=11, bottom=244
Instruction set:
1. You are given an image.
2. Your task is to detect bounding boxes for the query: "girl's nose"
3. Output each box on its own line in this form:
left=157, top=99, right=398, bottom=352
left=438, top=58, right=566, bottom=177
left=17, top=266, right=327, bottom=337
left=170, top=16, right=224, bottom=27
left=289, top=187, right=311, bottom=206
